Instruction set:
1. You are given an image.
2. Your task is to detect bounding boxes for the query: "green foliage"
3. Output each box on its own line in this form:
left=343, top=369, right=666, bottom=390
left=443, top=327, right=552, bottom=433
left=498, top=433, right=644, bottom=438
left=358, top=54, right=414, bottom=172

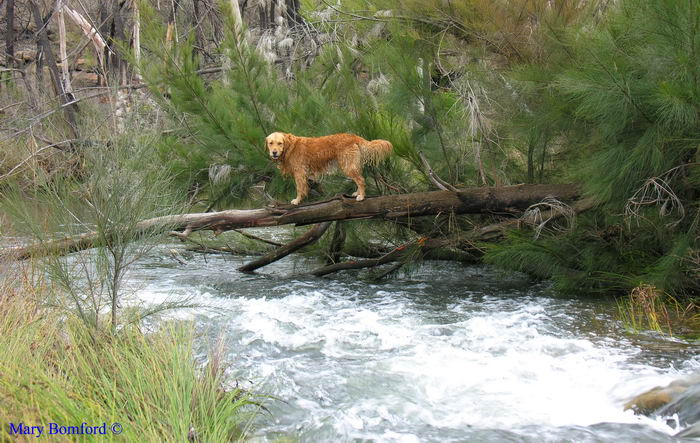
left=485, top=0, right=700, bottom=298
left=1, top=134, right=187, bottom=332
left=0, top=291, right=256, bottom=441
left=139, top=0, right=533, bottom=206
left=132, top=0, right=699, bottom=297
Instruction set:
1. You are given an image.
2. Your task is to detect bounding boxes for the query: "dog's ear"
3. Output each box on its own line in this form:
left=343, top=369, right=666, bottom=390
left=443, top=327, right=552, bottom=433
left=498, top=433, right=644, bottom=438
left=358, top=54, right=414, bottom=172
left=283, top=133, right=294, bottom=148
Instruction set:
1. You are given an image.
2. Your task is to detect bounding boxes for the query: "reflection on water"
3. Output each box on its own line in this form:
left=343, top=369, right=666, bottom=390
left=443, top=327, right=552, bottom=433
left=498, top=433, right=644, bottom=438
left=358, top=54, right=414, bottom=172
left=127, top=243, right=699, bottom=442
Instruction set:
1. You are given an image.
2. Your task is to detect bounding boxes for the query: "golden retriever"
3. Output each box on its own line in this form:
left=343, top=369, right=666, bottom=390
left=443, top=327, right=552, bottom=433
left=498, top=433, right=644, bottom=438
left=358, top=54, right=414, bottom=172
left=266, top=132, right=392, bottom=205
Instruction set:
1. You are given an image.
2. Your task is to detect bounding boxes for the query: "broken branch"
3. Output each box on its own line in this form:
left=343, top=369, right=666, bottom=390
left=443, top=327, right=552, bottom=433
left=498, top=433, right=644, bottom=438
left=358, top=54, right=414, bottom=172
left=238, top=222, right=332, bottom=272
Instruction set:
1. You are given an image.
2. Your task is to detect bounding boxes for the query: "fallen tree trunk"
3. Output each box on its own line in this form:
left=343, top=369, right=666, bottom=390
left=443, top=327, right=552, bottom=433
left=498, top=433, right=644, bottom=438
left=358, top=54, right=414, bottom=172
left=238, top=222, right=332, bottom=272
left=310, top=237, right=445, bottom=277
left=2, top=184, right=580, bottom=260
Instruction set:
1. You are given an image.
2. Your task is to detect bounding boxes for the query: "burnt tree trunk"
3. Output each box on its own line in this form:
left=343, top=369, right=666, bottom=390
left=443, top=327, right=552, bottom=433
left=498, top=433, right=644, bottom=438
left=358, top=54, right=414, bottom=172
left=111, top=0, right=127, bottom=85
left=192, top=0, right=205, bottom=63
left=29, top=0, right=80, bottom=139
left=5, top=0, right=15, bottom=69
left=2, top=184, right=581, bottom=260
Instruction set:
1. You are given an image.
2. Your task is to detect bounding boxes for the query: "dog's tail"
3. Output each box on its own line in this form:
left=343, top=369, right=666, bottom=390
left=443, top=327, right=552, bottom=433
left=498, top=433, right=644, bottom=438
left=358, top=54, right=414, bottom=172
left=360, top=139, right=393, bottom=166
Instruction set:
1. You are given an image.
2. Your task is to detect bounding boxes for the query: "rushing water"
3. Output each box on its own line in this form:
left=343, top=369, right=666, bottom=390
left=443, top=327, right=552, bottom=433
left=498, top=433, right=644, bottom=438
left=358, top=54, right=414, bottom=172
left=127, top=241, right=699, bottom=442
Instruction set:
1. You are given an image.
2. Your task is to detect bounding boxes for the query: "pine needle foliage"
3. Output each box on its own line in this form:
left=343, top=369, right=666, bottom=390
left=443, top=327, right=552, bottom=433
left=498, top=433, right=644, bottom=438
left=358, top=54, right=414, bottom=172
left=487, top=0, right=700, bottom=298
left=138, top=2, right=435, bottom=207
left=139, top=0, right=546, bottom=207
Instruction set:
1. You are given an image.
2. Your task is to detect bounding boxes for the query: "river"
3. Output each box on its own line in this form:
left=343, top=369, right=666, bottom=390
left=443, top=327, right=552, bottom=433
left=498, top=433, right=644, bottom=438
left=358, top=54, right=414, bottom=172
left=127, top=242, right=699, bottom=442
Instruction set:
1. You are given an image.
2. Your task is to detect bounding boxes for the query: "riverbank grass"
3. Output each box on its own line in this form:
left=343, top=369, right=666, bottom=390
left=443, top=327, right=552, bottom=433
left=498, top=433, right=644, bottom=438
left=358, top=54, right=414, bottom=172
left=0, top=277, right=256, bottom=441
left=616, top=284, right=700, bottom=337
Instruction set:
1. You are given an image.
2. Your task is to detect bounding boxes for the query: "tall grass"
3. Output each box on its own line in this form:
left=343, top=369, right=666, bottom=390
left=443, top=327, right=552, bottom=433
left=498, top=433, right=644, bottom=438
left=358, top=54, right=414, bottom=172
left=0, top=269, right=258, bottom=441
left=616, top=284, right=700, bottom=336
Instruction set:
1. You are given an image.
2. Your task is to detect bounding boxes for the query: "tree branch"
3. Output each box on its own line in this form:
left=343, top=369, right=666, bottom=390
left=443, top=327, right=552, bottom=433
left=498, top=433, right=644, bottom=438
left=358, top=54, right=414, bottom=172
left=238, top=222, right=332, bottom=272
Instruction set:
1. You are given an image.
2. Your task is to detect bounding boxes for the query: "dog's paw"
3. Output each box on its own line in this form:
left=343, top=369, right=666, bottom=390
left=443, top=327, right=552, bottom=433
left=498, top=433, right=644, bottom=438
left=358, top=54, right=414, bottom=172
left=351, top=191, right=359, bottom=197
left=355, top=195, right=365, bottom=201
left=291, top=198, right=301, bottom=205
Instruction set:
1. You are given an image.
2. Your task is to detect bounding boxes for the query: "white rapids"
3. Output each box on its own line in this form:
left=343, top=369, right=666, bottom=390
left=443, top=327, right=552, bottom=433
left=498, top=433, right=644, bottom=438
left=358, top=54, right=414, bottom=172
left=128, top=246, right=700, bottom=442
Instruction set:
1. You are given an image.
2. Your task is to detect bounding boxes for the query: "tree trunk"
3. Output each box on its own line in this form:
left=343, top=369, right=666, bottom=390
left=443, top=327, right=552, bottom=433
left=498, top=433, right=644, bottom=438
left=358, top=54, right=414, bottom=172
left=29, top=0, right=80, bottom=139
left=5, top=0, right=15, bottom=69
left=111, top=0, right=127, bottom=85
left=2, top=184, right=581, bottom=260
left=192, top=0, right=204, bottom=64
left=132, top=0, right=141, bottom=81
left=326, top=221, right=346, bottom=264
left=98, top=1, right=110, bottom=85
left=57, top=0, right=73, bottom=95
left=287, top=0, right=303, bottom=26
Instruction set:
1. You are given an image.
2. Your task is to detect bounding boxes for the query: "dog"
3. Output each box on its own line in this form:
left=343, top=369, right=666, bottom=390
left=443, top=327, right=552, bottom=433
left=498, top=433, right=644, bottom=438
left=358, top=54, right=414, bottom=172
left=265, top=132, right=393, bottom=205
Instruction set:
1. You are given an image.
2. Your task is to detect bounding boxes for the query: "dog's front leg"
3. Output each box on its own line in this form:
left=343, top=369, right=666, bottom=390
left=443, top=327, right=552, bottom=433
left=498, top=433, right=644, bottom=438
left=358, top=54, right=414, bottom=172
left=291, top=172, right=309, bottom=205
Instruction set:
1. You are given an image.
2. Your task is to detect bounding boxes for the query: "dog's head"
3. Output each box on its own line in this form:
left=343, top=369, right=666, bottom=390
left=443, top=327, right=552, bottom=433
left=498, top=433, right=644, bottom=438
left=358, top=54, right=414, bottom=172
left=265, top=132, right=288, bottom=161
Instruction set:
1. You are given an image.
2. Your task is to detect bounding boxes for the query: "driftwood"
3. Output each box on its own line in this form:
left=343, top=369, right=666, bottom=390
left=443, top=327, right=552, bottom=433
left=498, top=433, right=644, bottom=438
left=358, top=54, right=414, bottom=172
left=310, top=237, right=445, bottom=277
left=2, top=184, right=580, bottom=260
left=238, top=222, right=332, bottom=272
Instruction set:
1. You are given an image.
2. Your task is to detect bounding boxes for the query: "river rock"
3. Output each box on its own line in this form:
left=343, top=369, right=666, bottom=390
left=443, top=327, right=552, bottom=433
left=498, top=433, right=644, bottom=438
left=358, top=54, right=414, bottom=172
left=657, top=384, right=700, bottom=426
left=624, top=372, right=700, bottom=437
left=624, top=372, right=700, bottom=415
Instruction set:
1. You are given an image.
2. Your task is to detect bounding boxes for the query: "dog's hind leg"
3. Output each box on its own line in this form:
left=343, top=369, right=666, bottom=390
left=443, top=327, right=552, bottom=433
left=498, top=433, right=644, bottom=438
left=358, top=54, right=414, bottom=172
left=339, top=150, right=366, bottom=201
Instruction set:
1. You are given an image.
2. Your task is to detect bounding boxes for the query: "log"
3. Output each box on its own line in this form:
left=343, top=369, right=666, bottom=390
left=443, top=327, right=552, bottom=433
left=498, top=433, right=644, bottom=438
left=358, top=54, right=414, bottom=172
left=238, top=222, right=332, bottom=272
left=310, top=237, right=444, bottom=277
left=1, top=184, right=580, bottom=260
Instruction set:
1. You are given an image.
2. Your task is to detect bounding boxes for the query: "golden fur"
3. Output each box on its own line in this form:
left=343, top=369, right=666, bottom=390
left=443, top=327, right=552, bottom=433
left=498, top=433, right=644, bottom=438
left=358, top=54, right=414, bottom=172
left=266, top=132, right=393, bottom=205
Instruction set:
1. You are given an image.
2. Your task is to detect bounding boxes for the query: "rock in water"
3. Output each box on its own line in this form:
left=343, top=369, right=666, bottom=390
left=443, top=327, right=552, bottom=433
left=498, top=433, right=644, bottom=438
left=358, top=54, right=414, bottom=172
left=624, top=372, right=700, bottom=414
left=657, top=384, right=700, bottom=427
left=624, top=372, right=700, bottom=437
left=624, top=385, right=687, bottom=415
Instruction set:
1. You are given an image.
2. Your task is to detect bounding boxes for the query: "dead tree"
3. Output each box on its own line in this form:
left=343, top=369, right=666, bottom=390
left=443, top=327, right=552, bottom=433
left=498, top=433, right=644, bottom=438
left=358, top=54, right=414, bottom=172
left=1, top=184, right=582, bottom=260
left=29, top=0, right=80, bottom=139
left=5, top=0, right=15, bottom=69
left=98, top=0, right=128, bottom=86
